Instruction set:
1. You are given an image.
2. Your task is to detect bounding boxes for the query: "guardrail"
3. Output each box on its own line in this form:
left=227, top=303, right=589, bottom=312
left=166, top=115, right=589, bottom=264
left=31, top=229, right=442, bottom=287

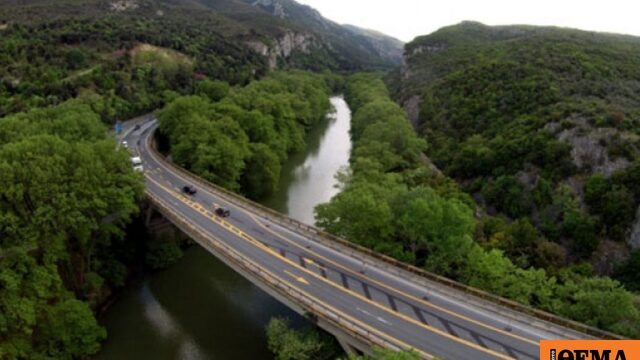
left=146, top=191, right=409, bottom=355
left=147, top=133, right=624, bottom=340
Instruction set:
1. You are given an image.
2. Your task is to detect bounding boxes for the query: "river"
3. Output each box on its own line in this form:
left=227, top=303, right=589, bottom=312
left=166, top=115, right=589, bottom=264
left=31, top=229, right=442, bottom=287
left=96, top=96, right=352, bottom=360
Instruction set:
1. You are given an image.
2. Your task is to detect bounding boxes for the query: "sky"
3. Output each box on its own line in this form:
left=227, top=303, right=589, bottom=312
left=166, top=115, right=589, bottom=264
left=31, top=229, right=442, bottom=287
left=295, top=0, right=640, bottom=42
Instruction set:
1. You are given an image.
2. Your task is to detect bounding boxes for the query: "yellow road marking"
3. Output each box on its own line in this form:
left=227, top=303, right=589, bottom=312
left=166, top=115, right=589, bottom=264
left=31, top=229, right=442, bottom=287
left=142, top=132, right=531, bottom=352
left=145, top=175, right=515, bottom=360
left=144, top=145, right=535, bottom=349
left=149, top=203, right=433, bottom=359
left=247, top=210, right=539, bottom=347
left=284, top=270, right=310, bottom=285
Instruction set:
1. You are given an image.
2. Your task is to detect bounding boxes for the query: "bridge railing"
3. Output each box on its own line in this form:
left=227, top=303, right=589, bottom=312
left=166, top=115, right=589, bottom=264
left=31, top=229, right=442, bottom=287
left=148, top=136, right=623, bottom=340
left=146, top=191, right=409, bottom=354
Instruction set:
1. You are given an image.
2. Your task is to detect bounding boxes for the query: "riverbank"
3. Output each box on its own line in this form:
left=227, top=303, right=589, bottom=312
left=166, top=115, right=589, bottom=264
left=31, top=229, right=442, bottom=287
left=95, top=96, right=352, bottom=359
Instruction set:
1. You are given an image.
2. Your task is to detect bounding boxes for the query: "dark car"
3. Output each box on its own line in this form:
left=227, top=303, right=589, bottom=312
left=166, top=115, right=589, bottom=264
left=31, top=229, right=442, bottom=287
left=215, top=207, right=230, bottom=217
left=182, top=185, right=197, bottom=195
left=133, top=124, right=141, bottom=131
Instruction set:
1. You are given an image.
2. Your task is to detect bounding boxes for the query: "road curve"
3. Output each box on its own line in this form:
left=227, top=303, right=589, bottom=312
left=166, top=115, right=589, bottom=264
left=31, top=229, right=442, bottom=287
left=124, top=119, right=593, bottom=359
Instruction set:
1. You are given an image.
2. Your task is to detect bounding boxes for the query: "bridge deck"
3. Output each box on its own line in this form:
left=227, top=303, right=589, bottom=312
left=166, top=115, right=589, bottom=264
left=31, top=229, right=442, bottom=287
left=124, top=119, right=602, bottom=360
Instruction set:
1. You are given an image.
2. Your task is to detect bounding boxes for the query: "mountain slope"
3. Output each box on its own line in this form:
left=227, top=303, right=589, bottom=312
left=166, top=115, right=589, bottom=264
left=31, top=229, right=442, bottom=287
left=0, top=0, right=402, bottom=72
left=241, top=0, right=404, bottom=66
left=396, top=22, right=640, bottom=281
left=0, top=0, right=402, bottom=117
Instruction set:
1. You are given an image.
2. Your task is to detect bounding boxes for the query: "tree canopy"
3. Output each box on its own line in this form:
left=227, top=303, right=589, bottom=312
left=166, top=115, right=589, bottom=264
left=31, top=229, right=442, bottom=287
left=157, top=71, right=333, bottom=199
left=0, top=100, right=143, bottom=358
left=315, top=73, right=640, bottom=338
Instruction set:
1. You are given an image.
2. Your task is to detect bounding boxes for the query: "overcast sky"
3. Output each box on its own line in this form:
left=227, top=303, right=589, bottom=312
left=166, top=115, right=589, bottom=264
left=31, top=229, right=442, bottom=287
left=295, top=0, right=640, bottom=42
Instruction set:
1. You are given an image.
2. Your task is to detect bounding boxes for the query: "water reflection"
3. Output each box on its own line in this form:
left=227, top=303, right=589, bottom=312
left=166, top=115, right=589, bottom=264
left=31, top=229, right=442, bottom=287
left=97, top=96, right=352, bottom=359
left=263, top=96, right=351, bottom=225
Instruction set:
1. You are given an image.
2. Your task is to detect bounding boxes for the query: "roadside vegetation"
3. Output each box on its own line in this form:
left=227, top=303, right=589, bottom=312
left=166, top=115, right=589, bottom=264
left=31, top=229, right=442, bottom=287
left=265, top=317, right=420, bottom=360
left=315, top=73, right=640, bottom=337
left=0, top=100, right=145, bottom=358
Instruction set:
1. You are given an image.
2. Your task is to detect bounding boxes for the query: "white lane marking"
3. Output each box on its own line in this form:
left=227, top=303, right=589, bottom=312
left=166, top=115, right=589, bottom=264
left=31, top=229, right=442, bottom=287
left=357, top=307, right=392, bottom=325
left=140, top=122, right=554, bottom=344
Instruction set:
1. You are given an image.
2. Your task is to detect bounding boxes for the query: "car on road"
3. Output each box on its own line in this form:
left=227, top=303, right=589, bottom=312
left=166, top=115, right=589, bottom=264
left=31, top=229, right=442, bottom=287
left=134, top=124, right=141, bottom=131
left=131, top=156, right=143, bottom=172
left=215, top=207, right=230, bottom=217
left=121, top=140, right=128, bottom=148
left=182, top=185, right=197, bottom=195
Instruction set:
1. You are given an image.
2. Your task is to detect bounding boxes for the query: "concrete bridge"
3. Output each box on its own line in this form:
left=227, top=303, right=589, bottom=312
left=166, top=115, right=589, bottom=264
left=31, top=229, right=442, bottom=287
left=123, top=118, right=619, bottom=359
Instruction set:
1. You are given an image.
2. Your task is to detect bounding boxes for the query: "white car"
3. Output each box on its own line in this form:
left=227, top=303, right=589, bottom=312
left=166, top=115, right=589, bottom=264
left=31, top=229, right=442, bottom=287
left=131, top=156, right=143, bottom=172
left=121, top=140, right=128, bottom=148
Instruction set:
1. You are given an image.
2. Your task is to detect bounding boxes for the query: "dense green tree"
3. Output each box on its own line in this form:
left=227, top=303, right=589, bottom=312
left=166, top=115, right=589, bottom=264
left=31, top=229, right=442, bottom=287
left=357, top=118, right=426, bottom=170
left=562, top=208, right=599, bottom=258
left=316, top=73, right=640, bottom=338
left=350, top=100, right=406, bottom=141
left=40, top=298, right=106, bottom=359
left=482, top=176, right=532, bottom=218
left=533, top=240, right=567, bottom=270
left=158, top=71, right=332, bottom=198
left=598, top=186, right=636, bottom=240
left=450, top=135, right=495, bottom=178
left=399, top=22, right=640, bottom=282
left=614, top=250, right=640, bottom=292
left=461, top=248, right=554, bottom=306
left=316, top=182, right=396, bottom=251
left=555, top=277, right=640, bottom=336
left=0, top=6, right=275, bottom=118
left=64, top=49, right=87, bottom=70
left=265, top=317, right=340, bottom=360
left=242, top=143, right=282, bottom=199
left=195, top=79, right=230, bottom=102
left=343, top=348, right=422, bottom=360
left=393, top=187, right=475, bottom=275
left=0, top=100, right=143, bottom=357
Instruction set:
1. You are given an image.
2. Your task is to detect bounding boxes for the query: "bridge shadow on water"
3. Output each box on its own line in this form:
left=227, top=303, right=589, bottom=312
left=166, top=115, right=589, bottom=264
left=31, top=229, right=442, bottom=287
left=97, top=96, right=352, bottom=360
left=96, top=246, right=306, bottom=360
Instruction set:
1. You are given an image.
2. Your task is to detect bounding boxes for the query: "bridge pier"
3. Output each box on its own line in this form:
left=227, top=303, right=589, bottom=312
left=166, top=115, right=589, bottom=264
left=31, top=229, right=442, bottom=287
left=145, top=202, right=185, bottom=240
left=335, top=334, right=362, bottom=356
left=145, top=204, right=154, bottom=227
left=147, top=200, right=379, bottom=357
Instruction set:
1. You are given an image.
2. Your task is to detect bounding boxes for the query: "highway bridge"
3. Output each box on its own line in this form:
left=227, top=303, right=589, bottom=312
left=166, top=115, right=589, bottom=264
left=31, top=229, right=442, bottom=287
left=123, top=118, right=614, bottom=359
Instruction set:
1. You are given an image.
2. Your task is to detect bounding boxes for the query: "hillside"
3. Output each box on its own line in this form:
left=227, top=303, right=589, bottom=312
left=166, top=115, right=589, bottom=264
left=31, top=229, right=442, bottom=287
left=0, top=0, right=402, bottom=69
left=396, top=22, right=640, bottom=285
left=0, top=0, right=401, bottom=117
left=241, top=0, right=404, bottom=66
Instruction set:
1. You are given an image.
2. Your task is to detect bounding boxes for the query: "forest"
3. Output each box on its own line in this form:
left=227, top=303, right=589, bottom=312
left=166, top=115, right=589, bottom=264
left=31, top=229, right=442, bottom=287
left=396, top=22, right=640, bottom=292
left=314, top=73, right=640, bottom=338
left=3, top=3, right=640, bottom=358
left=0, top=100, right=144, bottom=358
left=0, top=6, right=267, bottom=119
left=0, top=1, right=404, bottom=356
left=156, top=71, right=337, bottom=199
left=0, top=0, right=401, bottom=121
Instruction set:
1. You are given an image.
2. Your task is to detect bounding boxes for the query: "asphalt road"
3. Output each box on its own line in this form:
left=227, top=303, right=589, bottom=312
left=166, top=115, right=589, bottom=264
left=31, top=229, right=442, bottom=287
left=124, top=119, right=591, bottom=359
